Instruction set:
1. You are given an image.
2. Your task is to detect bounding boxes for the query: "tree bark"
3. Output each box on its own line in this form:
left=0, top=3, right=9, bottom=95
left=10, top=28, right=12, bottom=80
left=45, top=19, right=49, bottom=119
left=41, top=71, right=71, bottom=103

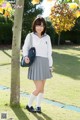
left=10, top=0, right=24, bottom=106
left=58, top=33, right=60, bottom=46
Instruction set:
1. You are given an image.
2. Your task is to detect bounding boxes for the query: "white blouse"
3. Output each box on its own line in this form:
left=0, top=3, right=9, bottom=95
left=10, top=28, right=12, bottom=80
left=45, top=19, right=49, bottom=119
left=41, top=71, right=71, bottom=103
left=22, top=32, right=53, bottom=67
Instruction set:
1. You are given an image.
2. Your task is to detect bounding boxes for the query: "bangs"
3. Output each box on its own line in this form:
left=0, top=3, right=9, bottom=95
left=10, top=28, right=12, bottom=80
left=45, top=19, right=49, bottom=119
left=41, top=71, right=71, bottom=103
left=35, top=18, right=44, bottom=26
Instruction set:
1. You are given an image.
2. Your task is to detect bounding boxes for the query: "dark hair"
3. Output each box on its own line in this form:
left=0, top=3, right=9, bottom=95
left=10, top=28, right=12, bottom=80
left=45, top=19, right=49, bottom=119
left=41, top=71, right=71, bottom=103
left=32, top=17, right=46, bottom=35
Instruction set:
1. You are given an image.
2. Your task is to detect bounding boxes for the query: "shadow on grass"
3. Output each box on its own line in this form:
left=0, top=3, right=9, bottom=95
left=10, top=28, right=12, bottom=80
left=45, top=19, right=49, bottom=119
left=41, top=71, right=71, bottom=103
left=53, top=45, right=80, bottom=51
left=11, top=106, right=52, bottom=120
left=32, top=112, right=52, bottom=120
left=1, top=46, right=80, bottom=80
left=11, top=106, right=29, bottom=120
left=0, top=50, right=11, bottom=66
left=0, top=63, right=11, bottom=66
left=42, top=112, right=52, bottom=120
left=32, top=113, right=44, bottom=120
left=2, top=50, right=11, bottom=58
left=53, top=51, right=80, bottom=80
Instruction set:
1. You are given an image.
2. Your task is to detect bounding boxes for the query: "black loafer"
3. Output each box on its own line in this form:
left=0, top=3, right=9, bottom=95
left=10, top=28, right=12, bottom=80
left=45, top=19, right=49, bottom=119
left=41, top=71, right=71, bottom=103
left=26, top=105, right=36, bottom=113
left=36, top=107, right=41, bottom=113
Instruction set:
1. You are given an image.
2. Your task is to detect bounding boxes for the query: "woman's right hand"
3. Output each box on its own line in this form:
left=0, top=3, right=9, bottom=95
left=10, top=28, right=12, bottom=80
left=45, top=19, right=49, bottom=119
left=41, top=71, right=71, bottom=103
left=25, top=56, right=30, bottom=63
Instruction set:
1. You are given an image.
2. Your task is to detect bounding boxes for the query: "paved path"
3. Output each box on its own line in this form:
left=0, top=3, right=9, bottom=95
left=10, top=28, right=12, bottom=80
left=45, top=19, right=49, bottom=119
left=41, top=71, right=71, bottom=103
left=0, top=85, right=80, bottom=112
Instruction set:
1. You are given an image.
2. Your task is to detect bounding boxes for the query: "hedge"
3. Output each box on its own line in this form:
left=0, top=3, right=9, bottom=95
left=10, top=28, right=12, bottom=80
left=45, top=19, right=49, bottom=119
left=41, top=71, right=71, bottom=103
left=0, top=15, right=80, bottom=45
left=0, top=23, right=13, bottom=44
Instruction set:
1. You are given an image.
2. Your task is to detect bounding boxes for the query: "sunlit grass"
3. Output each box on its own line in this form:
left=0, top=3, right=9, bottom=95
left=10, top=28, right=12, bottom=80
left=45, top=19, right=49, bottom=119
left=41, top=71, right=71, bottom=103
left=0, top=45, right=80, bottom=120
left=0, top=90, right=80, bottom=120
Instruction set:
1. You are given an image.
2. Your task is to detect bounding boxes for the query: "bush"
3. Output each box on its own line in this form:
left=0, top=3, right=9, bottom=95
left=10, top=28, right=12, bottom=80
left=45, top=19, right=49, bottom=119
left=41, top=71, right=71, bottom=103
left=0, top=14, right=6, bottom=22
left=60, top=30, right=80, bottom=45
left=0, top=15, right=13, bottom=45
left=46, top=21, right=58, bottom=46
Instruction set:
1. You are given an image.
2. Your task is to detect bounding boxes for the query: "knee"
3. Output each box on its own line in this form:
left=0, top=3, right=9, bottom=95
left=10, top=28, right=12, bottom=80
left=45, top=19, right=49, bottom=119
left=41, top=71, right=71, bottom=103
left=36, top=88, right=42, bottom=93
left=36, top=88, right=44, bottom=94
left=40, top=88, right=44, bottom=93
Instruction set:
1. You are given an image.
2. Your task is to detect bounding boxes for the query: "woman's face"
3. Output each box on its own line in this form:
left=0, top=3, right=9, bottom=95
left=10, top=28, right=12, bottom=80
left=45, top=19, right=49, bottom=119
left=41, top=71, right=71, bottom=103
left=35, top=22, right=44, bottom=35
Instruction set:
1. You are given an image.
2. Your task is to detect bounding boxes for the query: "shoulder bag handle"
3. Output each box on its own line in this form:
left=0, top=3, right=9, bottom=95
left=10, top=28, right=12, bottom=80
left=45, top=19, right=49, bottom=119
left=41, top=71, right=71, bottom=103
left=29, top=33, right=33, bottom=48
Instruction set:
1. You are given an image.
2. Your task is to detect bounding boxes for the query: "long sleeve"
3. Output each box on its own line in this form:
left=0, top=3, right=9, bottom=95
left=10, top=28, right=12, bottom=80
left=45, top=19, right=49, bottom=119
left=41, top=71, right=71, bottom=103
left=22, top=33, right=31, bottom=57
left=47, top=36, right=53, bottom=67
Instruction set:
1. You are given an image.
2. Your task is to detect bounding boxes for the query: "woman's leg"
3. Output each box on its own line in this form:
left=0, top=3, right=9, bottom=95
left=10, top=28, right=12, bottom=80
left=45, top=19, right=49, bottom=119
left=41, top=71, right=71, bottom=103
left=27, top=80, right=44, bottom=108
left=27, top=93, right=37, bottom=108
left=33, top=80, right=45, bottom=96
left=36, top=80, right=46, bottom=108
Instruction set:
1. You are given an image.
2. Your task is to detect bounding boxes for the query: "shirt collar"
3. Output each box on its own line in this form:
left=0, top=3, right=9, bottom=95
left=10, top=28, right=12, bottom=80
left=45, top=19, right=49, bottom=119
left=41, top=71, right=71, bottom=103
left=33, top=32, right=47, bottom=37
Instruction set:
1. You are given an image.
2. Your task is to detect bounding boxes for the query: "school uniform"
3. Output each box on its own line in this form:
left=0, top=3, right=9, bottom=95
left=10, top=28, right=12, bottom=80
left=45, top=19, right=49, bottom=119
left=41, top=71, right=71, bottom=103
left=22, top=32, right=53, bottom=80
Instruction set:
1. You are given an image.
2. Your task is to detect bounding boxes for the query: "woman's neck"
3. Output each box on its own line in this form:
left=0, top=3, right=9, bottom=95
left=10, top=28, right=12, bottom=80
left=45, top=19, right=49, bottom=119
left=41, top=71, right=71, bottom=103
left=36, top=33, right=42, bottom=38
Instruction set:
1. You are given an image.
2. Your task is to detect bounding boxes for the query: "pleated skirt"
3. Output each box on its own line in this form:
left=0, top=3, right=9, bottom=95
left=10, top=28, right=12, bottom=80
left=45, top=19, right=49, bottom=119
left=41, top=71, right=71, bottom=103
left=28, top=56, right=52, bottom=80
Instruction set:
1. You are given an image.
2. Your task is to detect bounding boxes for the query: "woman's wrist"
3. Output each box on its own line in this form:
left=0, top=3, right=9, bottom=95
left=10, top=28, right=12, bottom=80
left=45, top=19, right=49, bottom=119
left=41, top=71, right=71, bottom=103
left=49, top=66, right=52, bottom=68
left=49, top=66, right=53, bottom=72
left=49, top=66, right=52, bottom=70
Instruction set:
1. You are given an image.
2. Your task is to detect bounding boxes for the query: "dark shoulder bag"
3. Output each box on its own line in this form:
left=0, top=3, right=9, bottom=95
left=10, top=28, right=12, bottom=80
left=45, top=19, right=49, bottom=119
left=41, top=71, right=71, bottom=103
left=21, top=33, right=36, bottom=67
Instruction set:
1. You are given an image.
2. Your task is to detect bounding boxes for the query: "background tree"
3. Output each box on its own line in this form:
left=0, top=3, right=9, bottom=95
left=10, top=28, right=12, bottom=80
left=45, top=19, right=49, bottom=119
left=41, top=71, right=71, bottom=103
left=57, top=0, right=80, bottom=4
left=49, top=3, right=76, bottom=45
left=0, top=0, right=4, bottom=4
left=10, top=0, right=24, bottom=106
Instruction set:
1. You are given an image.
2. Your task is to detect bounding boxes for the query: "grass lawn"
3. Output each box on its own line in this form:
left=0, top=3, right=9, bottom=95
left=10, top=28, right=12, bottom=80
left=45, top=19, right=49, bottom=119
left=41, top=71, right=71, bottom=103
left=0, top=45, right=80, bottom=120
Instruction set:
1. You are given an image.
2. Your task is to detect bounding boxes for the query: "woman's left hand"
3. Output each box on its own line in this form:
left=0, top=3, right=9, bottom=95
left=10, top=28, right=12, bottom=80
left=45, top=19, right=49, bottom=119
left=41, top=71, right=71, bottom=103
left=49, top=67, right=53, bottom=73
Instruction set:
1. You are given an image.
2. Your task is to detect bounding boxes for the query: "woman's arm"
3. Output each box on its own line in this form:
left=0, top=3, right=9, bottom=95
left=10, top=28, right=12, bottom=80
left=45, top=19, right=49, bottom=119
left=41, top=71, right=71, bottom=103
left=47, top=35, right=53, bottom=68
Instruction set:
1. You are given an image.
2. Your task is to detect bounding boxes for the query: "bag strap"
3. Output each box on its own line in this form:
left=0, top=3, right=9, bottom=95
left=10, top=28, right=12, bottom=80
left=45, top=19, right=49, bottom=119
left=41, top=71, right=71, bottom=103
left=29, top=33, right=33, bottom=47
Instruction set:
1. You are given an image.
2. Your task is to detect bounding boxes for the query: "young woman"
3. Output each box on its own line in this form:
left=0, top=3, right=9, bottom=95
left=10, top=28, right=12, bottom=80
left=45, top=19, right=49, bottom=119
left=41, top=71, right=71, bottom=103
left=22, top=17, right=53, bottom=113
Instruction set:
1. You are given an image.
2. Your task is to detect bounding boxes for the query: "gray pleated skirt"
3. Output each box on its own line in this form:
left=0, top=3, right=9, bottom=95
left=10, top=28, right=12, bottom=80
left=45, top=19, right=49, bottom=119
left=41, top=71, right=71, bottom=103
left=28, top=56, right=52, bottom=80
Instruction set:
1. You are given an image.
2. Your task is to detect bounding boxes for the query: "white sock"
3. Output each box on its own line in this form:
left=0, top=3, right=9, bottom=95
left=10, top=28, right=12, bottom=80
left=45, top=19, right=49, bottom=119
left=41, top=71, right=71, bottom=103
left=28, top=93, right=36, bottom=108
left=36, top=93, right=43, bottom=107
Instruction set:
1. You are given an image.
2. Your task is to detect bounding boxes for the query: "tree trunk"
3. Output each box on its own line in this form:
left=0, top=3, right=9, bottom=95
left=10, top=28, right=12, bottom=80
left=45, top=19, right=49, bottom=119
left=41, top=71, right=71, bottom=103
left=58, top=33, right=60, bottom=46
left=10, top=0, right=24, bottom=106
